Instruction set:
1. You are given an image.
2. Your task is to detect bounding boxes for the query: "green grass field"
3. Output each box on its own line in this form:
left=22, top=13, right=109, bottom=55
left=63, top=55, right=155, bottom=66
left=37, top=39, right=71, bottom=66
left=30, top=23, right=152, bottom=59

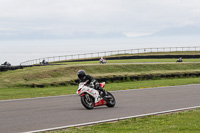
left=52, top=51, right=200, bottom=64
left=1, top=76, right=200, bottom=100
left=1, top=62, right=200, bottom=88
left=1, top=56, right=200, bottom=100
left=49, top=108, right=200, bottom=133
left=53, top=58, right=200, bottom=65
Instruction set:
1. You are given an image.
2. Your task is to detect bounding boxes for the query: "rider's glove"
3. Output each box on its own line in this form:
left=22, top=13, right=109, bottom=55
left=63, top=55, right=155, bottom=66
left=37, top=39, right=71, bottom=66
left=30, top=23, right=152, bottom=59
left=89, top=82, right=94, bottom=88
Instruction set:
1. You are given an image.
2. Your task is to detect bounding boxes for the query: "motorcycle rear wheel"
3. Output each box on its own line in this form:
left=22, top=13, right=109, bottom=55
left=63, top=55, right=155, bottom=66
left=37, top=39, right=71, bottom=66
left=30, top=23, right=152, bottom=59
left=81, top=94, right=94, bottom=109
left=106, top=92, right=116, bottom=107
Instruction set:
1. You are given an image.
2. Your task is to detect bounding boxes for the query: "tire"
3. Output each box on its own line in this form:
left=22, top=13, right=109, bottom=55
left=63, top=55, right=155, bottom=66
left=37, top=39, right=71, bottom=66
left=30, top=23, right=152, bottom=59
left=81, top=94, right=94, bottom=109
left=106, top=92, right=116, bottom=107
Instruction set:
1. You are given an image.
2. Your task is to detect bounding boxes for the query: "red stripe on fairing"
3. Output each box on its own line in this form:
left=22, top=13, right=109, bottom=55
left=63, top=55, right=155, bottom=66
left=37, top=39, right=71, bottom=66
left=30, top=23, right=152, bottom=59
left=78, top=90, right=81, bottom=94
left=94, top=99, right=107, bottom=106
left=81, top=94, right=85, bottom=96
left=99, top=82, right=105, bottom=88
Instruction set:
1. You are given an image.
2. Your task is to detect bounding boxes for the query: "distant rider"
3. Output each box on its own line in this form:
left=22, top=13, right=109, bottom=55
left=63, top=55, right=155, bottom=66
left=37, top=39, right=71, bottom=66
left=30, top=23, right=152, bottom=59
left=177, top=57, right=183, bottom=62
left=100, top=56, right=106, bottom=64
left=4, top=61, right=8, bottom=65
left=101, top=56, right=104, bottom=60
left=77, top=70, right=108, bottom=98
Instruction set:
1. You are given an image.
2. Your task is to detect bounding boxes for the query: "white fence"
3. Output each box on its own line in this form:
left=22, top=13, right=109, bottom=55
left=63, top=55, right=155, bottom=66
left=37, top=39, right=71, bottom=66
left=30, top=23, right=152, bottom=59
left=20, top=46, right=200, bottom=65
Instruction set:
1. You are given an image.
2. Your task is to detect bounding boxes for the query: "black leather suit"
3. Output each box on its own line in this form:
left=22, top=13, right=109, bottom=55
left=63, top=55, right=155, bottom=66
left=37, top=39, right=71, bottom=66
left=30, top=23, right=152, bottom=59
left=79, top=75, right=103, bottom=91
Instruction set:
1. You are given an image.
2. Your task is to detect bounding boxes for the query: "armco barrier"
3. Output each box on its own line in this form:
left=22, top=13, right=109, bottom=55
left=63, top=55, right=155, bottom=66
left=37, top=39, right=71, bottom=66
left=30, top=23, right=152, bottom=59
left=20, top=46, right=200, bottom=65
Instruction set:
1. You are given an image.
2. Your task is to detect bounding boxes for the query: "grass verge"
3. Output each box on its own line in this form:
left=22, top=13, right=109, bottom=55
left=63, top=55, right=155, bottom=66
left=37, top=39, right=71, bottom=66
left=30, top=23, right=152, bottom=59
left=52, top=58, right=200, bottom=65
left=49, top=108, right=200, bottom=133
left=52, top=51, right=200, bottom=64
left=1, top=62, right=200, bottom=88
left=1, top=76, right=200, bottom=100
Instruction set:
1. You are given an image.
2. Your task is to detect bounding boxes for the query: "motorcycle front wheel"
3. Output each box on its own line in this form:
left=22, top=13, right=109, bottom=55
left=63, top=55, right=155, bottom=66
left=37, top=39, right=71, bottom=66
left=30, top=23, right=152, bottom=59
left=81, top=94, right=94, bottom=109
left=106, top=92, right=116, bottom=107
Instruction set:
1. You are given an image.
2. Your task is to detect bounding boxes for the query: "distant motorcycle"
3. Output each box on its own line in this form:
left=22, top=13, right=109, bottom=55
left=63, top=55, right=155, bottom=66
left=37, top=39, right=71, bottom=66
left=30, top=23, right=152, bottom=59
left=40, top=60, right=48, bottom=65
left=99, top=59, right=107, bottom=64
left=1, top=62, right=11, bottom=66
left=76, top=81, right=116, bottom=109
left=176, top=57, right=183, bottom=62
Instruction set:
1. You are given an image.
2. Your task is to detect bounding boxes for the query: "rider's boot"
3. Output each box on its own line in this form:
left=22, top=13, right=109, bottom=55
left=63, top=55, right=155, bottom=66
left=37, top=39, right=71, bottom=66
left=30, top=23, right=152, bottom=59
left=99, top=87, right=112, bottom=99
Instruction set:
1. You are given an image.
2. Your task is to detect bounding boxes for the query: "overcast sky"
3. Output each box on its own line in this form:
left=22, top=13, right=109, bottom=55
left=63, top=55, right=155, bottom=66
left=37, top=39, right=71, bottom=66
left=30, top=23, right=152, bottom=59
left=0, top=0, right=200, bottom=39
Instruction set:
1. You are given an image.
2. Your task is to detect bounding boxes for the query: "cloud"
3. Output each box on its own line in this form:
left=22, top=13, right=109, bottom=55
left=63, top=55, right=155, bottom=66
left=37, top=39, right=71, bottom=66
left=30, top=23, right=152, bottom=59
left=151, top=25, right=200, bottom=36
left=0, top=0, right=200, bottom=39
left=123, top=32, right=153, bottom=37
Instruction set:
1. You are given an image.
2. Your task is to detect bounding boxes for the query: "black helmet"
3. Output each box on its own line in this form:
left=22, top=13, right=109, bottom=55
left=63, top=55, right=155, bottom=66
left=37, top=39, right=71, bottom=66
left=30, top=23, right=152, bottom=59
left=77, top=70, right=86, bottom=79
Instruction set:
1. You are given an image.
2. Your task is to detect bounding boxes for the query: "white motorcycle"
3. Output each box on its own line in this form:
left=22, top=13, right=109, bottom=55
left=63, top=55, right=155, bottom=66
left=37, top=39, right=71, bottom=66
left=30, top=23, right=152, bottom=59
left=99, top=59, right=107, bottom=64
left=76, top=81, right=116, bottom=109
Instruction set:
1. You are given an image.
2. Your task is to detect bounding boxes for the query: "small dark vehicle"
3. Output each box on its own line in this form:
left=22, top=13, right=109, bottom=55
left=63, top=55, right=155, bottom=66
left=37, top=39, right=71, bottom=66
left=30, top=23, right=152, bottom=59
left=40, top=60, right=48, bottom=65
left=176, top=57, right=183, bottom=62
left=1, top=61, right=11, bottom=66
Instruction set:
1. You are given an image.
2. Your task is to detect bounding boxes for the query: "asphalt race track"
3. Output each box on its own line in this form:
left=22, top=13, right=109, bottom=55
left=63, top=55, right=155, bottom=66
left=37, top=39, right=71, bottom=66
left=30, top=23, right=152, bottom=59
left=0, top=84, right=200, bottom=133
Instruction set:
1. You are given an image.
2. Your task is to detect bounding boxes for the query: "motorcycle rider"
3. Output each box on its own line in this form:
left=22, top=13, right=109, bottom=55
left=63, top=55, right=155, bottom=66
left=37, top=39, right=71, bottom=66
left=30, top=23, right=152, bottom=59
left=176, top=57, right=183, bottom=62
left=77, top=70, right=108, bottom=98
left=100, top=56, right=106, bottom=64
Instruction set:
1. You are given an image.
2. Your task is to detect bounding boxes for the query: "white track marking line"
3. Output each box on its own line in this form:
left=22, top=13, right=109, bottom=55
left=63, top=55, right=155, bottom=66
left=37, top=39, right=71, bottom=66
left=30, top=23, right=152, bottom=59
left=23, top=105, right=200, bottom=133
left=1, top=84, right=200, bottom=102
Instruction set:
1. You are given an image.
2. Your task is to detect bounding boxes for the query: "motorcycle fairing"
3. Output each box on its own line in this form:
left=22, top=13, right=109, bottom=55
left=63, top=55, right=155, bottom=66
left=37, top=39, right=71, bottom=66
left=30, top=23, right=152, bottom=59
left=95, top=99, right=107, bottom=106
left=77, top=85, right=106, bottom=106
left=99, top=82, right=105, bottom=88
